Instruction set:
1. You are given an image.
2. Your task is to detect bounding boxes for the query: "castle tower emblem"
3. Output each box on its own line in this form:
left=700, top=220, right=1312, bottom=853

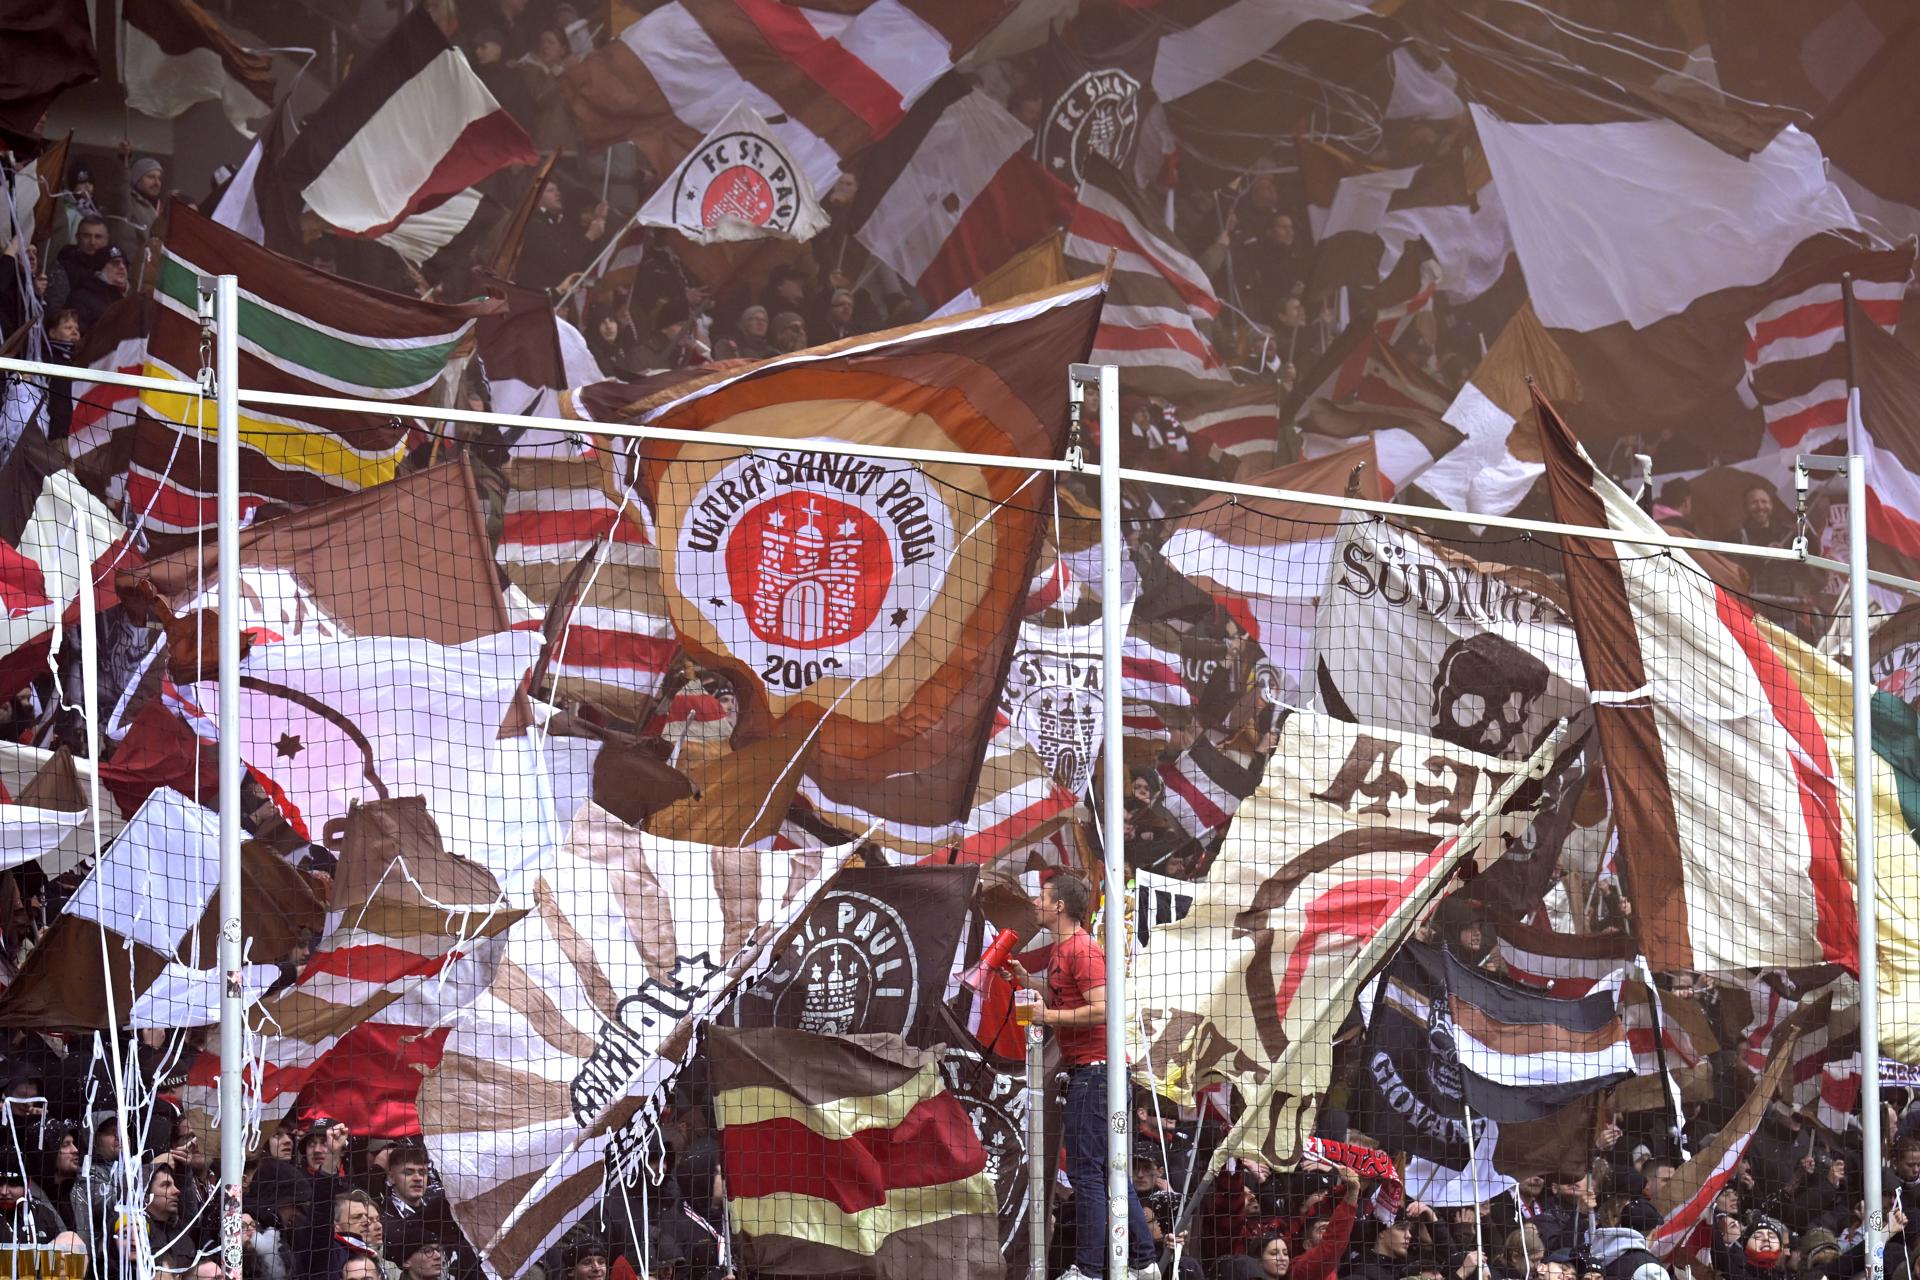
left=730, top=492, right=889, bottom=650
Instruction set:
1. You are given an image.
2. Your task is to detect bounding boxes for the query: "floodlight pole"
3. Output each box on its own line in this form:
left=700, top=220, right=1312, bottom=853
left=211, top=274, right=247, bottom=1280
left=1072, top=360, right=1131, bottom=1280
left=1850, top=441, right=1885, bottom=1280
left=1798, top=428, right=1883, bottom=1280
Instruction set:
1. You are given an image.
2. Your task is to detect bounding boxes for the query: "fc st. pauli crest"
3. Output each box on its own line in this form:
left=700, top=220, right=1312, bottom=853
left=1004, top=623, right=1102, bottom=797
left=1038, top=67, right=1142, bottom=185
left=729, top=889, right=920, bottom=1036
left=675, top=447, right=953, bottom=697
left=673, top=130, right=805, bottom=234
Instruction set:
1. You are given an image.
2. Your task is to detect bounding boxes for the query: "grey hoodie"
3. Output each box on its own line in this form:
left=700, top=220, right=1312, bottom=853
left=1588, top=1226, right=1668, bottom=1280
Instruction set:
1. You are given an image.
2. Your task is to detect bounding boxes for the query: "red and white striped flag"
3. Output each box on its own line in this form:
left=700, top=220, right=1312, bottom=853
left=1493, top=919, right=1633, bottom=997
left=1064, top=155, right=1230, bottom=398
left=1182, top=382, right=1283, bottom=479
left=1122, top=625, right=1195, bottom=742
left=182, top=796, right=523, bottom=1136
left=497, top=457, right=677, bottom=720
left=1744, top=248, right=1910, bottom=448
left=562, top=0, right=1013, bottom=190
left=850, top=75, right=1075, bottom=309
left=1647, top=1032, right=1796, bottom=1266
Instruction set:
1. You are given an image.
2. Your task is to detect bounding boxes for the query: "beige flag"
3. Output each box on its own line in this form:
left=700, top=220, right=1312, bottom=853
left=420, top=801, right=853, bottom=1279
left=1132, top=710, right=1550, bottom=1163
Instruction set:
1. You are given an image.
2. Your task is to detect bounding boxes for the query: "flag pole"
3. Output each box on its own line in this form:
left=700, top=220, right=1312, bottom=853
left=1843, top=272, right=1886, bottom=1280
left=213, top=273, right=248, bottom=1280
left=554, top=209, right=642, bottom=311
left=1095, top=359, right=1130, bottom=1280
left=1169, top=720, right=1569, bottom=1242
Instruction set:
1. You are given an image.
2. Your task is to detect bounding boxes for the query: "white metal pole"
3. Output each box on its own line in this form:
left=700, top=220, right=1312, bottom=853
left=1096, top=362, right=1129, bottom=1280
left=213, top=273, right=247, bottom=1279
left=1028, top=1021, right=1048, bottom=1280
left=1851, top=434, right=1885, bottom=1280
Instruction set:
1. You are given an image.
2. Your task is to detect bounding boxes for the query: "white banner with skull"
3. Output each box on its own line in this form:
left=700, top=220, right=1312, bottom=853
left=1311, top=517, right=1587, bottom=761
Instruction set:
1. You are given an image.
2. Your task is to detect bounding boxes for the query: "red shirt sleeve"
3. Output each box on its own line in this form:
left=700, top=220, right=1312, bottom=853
left=1292, top=1199, right=1358, bottom=1280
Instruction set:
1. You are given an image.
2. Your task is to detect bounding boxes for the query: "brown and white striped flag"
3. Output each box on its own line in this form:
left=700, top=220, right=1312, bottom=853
left=1288, top=320, right=1460, bottom=497
left=419, top=801, right=852, bottom=1279
left=709, top=1026, right=1002, bottom=1279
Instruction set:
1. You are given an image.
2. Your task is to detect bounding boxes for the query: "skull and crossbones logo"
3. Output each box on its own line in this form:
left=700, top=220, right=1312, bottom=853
left=1429, top=633, right=1551, bottom=759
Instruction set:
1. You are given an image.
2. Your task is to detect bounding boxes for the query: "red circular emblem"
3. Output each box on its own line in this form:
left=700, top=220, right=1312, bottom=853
left=701, top=166, right=777, bottom=228
left=724, top=492, right=892, bottom=650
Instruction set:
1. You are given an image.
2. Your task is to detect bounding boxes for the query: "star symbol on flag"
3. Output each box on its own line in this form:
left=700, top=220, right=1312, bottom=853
left=709, top=596, right=729, bottom=609
left=890, top=608, right=908, bottom=626
left=275, top=732, right=303, bottom=759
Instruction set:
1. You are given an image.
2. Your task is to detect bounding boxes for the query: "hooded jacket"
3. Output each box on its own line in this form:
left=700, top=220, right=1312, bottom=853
left=1588, top=1226, right=1667, bottom=1280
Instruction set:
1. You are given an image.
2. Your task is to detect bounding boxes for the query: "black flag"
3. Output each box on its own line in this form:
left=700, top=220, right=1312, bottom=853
left=723, top=865, right=977, bottom=1044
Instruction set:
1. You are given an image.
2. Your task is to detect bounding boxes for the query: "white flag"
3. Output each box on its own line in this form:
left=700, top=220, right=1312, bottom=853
left=637, top=102, right=828, bottom=244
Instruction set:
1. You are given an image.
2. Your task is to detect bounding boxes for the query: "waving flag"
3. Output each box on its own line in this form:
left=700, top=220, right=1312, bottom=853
left=1132, top=711, right=1541, bottom=1145
left=122, top=0, right=274, bottom=132
left=1845, top=294, right=1920, bottom=584
left=0, top=787, right=320, bottom=1029
left=176, top=796, right=520, bottom=1135
left=851, top=75, right=1075, bottom=310
left=1289, top=321, right=1461, bottom=497
left=1312, top=515, right=1585, bottom=759
left=1065, top=155, right=1229, bottom=398
left=1742, top=247, right=1909, bottom=448
left=631, top=278, right=1102, bottom=838
left=275, top=6, right=535, bottom=253
left=1413, top=301, right=1572, bottom=518
left=495, top=457, right=676, bottom=718
left=421, top=803, right=851, bottom=1279
left=562, top=0, right=1015, bottom=190
left=1646, top=1033, right=1797, bottom=1266
left=1533, top=383, right=1896, bottom=979
left=178, top=630, right=545, bottom=872
left=0, top=430, right=136, bottom=700
left=133, top=459, right=512, bottom=676
left=127, top=204, right=489, bottom=540
left=636, top=101, right=829, bottom=244
left=1474, top=101, right=1867, bottom=447
left=1358, top=940, right=1633, bottom=1167
left=709, top=1026, right=1001, bottom=1278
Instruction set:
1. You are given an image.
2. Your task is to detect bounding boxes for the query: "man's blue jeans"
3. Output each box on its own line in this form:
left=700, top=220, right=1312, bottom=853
left=1062, top=1062, right=1153, bottom=1272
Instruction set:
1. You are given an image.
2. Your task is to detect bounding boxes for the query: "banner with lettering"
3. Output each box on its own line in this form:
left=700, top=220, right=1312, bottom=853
left=637, top=280, right=1104, bottom=838
left=420, top=803, right=854, bottom=1280
left=1312, top=517, right=1586, bottom=762
left=1131, top=711, right=1540, bottom=1153
left=722, top=865, right=976, bottom=1043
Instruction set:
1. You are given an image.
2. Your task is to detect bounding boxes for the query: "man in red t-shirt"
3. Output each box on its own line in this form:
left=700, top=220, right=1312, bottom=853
left=1009, top=872, right=1156, bottom=1280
